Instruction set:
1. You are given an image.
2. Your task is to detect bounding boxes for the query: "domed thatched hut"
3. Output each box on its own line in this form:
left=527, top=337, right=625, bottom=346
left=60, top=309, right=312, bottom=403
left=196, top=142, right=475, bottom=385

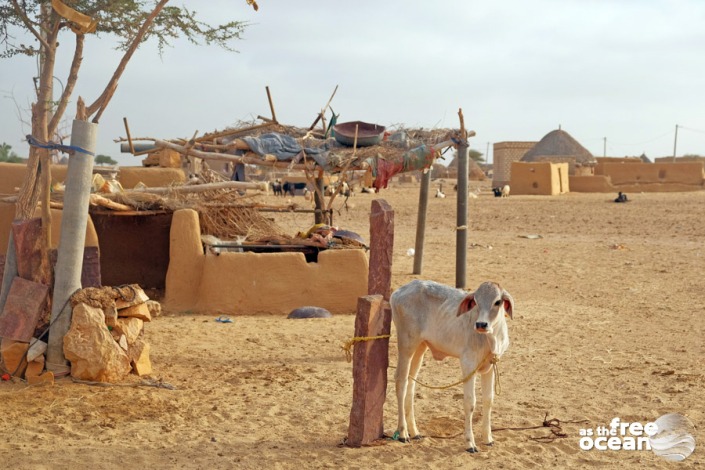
left=446, top=154, right=487, bottom=180
left=520, top=129, right=596, bottom=175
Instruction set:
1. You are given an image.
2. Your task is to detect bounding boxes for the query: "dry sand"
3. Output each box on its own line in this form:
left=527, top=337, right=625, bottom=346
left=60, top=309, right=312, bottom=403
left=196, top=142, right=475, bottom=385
left=1, top=181, right=703, bottom=469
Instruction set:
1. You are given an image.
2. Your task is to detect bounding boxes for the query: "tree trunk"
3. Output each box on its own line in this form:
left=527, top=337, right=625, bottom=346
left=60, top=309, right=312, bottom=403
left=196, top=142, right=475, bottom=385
left=46, top=119, right=97, bottom=375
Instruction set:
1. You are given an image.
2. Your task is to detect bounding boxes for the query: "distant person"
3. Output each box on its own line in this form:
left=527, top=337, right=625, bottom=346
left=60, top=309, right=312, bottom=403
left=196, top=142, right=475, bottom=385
left=614, top=192, right=629, bottom=203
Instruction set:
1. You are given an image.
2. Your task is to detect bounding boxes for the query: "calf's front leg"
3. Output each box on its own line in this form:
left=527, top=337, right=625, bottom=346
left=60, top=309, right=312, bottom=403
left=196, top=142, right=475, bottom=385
left=480, top=370, right=495, bottom=446
left=462, top=374, right=478, bottom=453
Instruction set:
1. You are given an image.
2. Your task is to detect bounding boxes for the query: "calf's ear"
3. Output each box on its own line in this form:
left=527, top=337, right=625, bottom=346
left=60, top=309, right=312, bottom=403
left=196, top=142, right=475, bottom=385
left=457, top=294, right=477, bottom=317
left=502, top=290, right=514, bottom=319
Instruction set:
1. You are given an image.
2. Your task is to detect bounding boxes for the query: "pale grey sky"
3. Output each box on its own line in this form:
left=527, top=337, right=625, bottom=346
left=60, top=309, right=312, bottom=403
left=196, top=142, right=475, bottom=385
left=1, top=0, right=705, bottom=166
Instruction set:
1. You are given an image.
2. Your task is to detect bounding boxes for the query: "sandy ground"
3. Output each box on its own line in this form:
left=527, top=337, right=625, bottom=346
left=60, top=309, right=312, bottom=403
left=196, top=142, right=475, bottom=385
left=1, top=181, right=704, bottom=469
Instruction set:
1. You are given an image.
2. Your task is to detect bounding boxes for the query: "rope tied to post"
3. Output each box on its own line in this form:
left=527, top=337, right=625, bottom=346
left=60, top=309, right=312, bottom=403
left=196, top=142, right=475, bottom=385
left=26, top=134, right=95, bottom=156
left=341, top=335, right=391, bottom=362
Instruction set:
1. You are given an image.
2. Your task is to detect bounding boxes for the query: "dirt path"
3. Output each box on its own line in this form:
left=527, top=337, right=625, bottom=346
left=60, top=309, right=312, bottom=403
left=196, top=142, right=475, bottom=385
left=1, top=183, right=703, bottom=469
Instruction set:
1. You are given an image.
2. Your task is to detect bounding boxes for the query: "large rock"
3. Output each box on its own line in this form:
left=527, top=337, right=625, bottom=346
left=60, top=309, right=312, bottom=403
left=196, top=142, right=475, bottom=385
left=131, top=342, right=152, bottom=376
left=145, top=300, right=162, bottom=318
left=0, top=338, right=30, bottom=377
left=114, top=286, right=150, bottom=310
left=117, top=302, right=151, bottom=322
left=0, top=277, right=50, bottom=342
left=114, top=317, right=144, bottom=345
left=63, top=303, right=131, bottom=382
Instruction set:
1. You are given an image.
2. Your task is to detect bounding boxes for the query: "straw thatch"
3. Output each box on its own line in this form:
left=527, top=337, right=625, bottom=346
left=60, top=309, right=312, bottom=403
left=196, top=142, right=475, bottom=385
left=520, top=129, right=595, bottom=165
left=446, top=154, right=488, bottom=180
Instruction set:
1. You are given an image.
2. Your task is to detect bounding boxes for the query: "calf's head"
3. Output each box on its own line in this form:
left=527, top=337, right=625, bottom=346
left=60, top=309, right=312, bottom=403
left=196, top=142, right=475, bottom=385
left=457, top=281, right=514, bottom=334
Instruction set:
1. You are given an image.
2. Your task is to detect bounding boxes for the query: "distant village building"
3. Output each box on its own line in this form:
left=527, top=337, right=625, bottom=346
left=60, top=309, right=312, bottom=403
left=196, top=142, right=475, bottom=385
left=520, top=129, right=596, bottom=176
left=492, top=141, right=536, bottom=187
left=446, top=154, right=487, bottom=180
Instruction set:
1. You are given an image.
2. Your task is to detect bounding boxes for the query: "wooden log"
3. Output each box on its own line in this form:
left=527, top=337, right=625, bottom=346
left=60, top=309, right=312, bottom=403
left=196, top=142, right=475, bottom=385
left=195, top=122, right=275, bottom=143
left=120, top=180, right=269, bottom=195
left=123, top=117, right=136, bottom=154
left=89, top=194, right=133, bottom=211
left=265, top=86, right=278, bottom=123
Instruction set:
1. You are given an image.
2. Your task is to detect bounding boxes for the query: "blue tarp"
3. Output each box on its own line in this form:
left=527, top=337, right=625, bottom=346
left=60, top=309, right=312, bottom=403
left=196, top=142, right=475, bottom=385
left=241, top=133, right=327, bottom=161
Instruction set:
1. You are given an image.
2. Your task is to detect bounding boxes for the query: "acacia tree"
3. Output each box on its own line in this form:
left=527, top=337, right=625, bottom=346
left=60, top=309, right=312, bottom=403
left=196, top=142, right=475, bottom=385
left=94, top=154, right=117, bottom=165
left=0, top=142, right=23, bottom=162
left=1, top=1, right=249, bottom=218
left=0, top=0, right=252, bottom=372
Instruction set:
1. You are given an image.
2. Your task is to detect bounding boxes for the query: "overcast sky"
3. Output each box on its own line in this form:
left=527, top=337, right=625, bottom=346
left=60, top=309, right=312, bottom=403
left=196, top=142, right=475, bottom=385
left=2, top=0, right=705, bottom=166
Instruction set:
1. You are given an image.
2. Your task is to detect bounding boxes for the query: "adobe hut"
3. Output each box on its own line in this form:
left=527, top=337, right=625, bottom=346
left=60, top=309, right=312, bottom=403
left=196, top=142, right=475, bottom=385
left=492, top=141, right=537, bottom=187
left=510, top=162, right=569, bottom=195
left=520, top=128, right=596, bottom=176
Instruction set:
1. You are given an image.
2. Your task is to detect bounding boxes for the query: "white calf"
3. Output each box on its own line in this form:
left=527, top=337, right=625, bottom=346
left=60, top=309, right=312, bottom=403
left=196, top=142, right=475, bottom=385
left=390, top=280, right=514, bottom=453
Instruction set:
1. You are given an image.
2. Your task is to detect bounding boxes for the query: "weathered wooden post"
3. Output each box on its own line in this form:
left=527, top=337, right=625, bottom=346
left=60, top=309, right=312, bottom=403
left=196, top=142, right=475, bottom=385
left=314, top=173, right=326, bottom=224
left=412, top=169, right=431, bottom=274
left=46, top=119, right=97, bottom=375
left=456, top=109, right=469, bottom=289
left=348, top=199, right=394, bottom=446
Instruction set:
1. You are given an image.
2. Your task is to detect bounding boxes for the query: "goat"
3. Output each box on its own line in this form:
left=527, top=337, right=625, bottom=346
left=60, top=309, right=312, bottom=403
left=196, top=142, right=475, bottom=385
left=501, top=185, right=510, bottom=198
left=270, top=180, right=283, bottom=196
left=390, top=280, right=514, bottom=453
left=435, top=184, right=446, bottom=198
left=614, top=192, right=629, bottom=203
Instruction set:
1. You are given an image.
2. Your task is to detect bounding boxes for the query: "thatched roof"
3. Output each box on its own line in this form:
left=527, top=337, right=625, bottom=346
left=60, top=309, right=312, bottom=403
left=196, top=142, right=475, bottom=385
left=520, top=129, right=595, bottom=164
left=446, top=155, right=487, bottom=180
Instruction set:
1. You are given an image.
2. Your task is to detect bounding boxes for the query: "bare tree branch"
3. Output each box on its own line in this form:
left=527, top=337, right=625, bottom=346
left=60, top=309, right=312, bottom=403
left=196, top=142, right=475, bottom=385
left=48, top=33, right=84, bottom=136
left=85, top=0, right=170, bottom=122
left=9, top=0, right=51, bottom=51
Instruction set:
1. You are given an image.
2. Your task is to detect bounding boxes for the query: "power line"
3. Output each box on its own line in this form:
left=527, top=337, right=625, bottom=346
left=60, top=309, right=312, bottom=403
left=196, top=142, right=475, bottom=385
left=678, top=125, right=705, bottom=135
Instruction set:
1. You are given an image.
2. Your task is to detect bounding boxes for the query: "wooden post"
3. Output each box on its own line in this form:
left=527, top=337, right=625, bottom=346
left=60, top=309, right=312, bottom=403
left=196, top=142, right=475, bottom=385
left=265, top=86, right=278, bottom=123
left=46, top=119, right=98, bottom=375
left=412, top=169, right=431, bottom=274
left=347, top=198, right=395, bottom=446
left=456, top=109, right=469, bottom=289
left=347, top=295, right=391, bottom=446
left=314, top=172, right=326, bottom=224
left=123, top=117, right=136, bottom=154
left=368, top=199, right=394, bottom=301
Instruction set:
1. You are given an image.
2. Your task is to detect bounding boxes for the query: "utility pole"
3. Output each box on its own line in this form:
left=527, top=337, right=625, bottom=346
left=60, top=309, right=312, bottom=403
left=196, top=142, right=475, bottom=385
left=672, top=124, right=679, bottom=162
left=603, top=137, right=606, bottom=158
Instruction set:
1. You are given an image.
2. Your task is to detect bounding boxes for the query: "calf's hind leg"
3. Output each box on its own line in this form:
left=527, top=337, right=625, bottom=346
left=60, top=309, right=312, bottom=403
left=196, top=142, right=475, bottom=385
left=405, top=343, right=427, bottom=439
